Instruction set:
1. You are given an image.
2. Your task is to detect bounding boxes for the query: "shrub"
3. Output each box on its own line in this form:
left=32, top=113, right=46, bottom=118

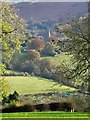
left=33, top=66, right=41, bottom=76
left=84, top=107, right=90, bottom=112
left=42, top=42, right=56, bottom=56
left=49, top=102, right=72, bottom=111
left=2, top=97, right=8, bottom=104
left=8, top=91, right=19, bottom=103
left=2, top=104, right=16, bottom=113
left=11, top=52, right=28, bottom=71
left=71, top=96, right=88, bottom=112
left=41, top=68, right=52, bottom=79
left=63, top=95, right=88, bottom=112
left=40, top=59, right=53, bottom=71
left=49, top=102, right=61, bottom=111
left=34, top=103, right=49, bottom=112
left=22, top=104, right=35, bottom=112
left=28, top=49, right=40, bottom=61
left=61, top=102, right=72, bottom=112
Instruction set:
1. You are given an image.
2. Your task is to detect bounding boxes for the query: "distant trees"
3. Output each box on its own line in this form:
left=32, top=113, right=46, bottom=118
left=29, top=37, right=45, bottom=52
left=28, top=49, right=40, bottom=61
left=40, top=58, right=53, bottom=79
left=11, top=50, right=54, bottom=79
left=42, top=42, right=56, bottom=56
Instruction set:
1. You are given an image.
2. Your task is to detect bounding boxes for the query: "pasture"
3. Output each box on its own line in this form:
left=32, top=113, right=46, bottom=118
left=3, top=76, right=76, bottom=95
left=41, top=53, right=73, bottom=66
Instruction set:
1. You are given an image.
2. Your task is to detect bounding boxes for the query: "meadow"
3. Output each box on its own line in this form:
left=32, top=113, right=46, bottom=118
left=41, top=53, right=73, bottom=66
left=4, top=76, right=76, bottom=95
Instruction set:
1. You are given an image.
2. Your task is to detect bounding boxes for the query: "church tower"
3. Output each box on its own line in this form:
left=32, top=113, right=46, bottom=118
left=49, top=30, right=51, bottom=38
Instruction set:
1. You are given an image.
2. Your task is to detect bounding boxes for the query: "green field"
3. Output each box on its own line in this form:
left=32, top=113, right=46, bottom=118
left=1, top=112, right=89, bottom=119
left=41, top=53, right=73, bottom=66
left=3, top=76, right=75, bottom=95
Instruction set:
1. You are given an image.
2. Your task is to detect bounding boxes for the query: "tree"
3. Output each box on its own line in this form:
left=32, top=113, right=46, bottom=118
left=33, top=65, right=41, bottom=76
left=0, top=64, right=9, bottom=99
left=29, top=37, right=45, bottom=51
left=56, top=13, right=90, bottom=92
left=1, top=2, right=26, bottom=69
left=42, top=42, right=56, bottom=56
left=28, top=49, right=40, bottom=61
left=41, top=67, right=52, bottom=79
left=0, top=1, right=27, bottom=100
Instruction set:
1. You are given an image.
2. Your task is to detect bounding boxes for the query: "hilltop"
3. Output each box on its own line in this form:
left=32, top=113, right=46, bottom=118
left=14, top=2, right=88, bottom=22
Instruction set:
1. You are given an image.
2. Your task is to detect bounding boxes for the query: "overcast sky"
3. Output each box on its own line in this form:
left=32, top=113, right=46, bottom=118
left=3, top=0, right=88, bottom=3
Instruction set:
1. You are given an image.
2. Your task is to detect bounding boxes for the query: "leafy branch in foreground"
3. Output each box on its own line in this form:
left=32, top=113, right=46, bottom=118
left=0, top=1, right=27, bottom=100
left=0, top=2, right=27, bottom=69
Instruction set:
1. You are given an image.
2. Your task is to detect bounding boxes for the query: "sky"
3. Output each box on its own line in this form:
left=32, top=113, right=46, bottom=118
left=3, top=0, right=88, bottom=3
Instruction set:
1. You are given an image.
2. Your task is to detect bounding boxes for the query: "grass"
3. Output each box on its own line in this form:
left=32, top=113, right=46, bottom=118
left=1, top=118, right=89, bottom=120
left=3, top=76, right=75, bottom=95
left=41, top=53, right=73, bottom=67
left=1, top=112, right=89, bottom=119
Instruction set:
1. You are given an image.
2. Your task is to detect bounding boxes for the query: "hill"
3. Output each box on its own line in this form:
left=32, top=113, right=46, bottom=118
left=41, top=53, right=72, bottom=66
left=4, top=76, right=75, bottom=95
left=14, top=2, right=88, bottom=22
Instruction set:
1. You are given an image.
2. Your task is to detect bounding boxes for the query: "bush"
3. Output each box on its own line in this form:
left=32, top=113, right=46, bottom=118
left=40, top=59, right=53, bottom=71
left=2, top=71, right=28, bottom=76
left=71, top=96, right=88, bottom=112
left=41, top=68, right=52, bottom=79
left=2, top=97, right=8, bottom=104
left=63, top=95, right=88, bottom=112
left=11, top=52, right=28, bottom=71
left=8, top=91, right=19, bottom=103
left=49, top=102, right=60, bottom=111
left=33, top=66, right=41, bottom=76
left=49, top=102, right=72, bottom=111
left=42, top=42, right=56, bottom=56
left=34, top=103, right=49, bottom=111
left=2, top=104, right=16, bottom=113
left=28, top=50, right=40, bottom=61
left=40, top=59, right=53, bottom=79
left=23, top=104, right=35, bottom=112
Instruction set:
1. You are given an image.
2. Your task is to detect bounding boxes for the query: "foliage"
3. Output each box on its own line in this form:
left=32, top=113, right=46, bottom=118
left=40, top=58, right=54, bottom=79
left=1, top=2, right=27, bottom=68
left=62, top=95, right=88, bottom=112
left=29, top=37, right=45, bottom=51
left=27, top=50, right=40, bottom=61
left=11, top=52, right=28, bottom=71
left=2, top=91, right=19, bottom=104
left=1, top=77, right=9, bottom=99
left=8, top=91, right=19, bottom=103
left=41, top=67, right=52, bottom=79
left=40, top=58, right=53, bottom=71
left=56, top=14, right=90, bottom=92
left=11, top=51, right=40, bottom=73
left=0, top=1, right=27, bottom=101
left=11, top=51, right=54, bottom=78
left=0, top=64, right=9, bottom=99
left=33, top=66, right=41, bottom=76
left=42, top=42, right=56, bottom=56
